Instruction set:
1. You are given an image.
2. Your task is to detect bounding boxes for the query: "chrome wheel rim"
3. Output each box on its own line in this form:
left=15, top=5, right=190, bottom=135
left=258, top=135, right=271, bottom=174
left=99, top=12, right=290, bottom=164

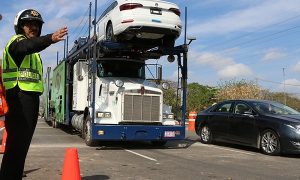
left=201, top=126, right=210, bottom=142
left=261, top=131, right=278, bottom=154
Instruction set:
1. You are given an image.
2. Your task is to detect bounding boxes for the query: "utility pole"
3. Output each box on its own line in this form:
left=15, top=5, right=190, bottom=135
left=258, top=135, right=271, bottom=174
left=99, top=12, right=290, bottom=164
left=283, top=68, right=286, bottom=105
left=56, top=51, right=59, bottom=65
left=63, top=39, right=66, bottom=59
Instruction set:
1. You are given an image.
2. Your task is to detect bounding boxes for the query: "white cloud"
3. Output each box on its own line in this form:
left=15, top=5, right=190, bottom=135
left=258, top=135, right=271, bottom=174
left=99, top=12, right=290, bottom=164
left=194, top=52, right=235, bottom=69
left=218, top=63, right=252, bottom=79
left=191, top=51, right=252, bottom=79
left=262, top=48, right=286, bottom=61
left=292, top=61, right=300, bottom=72
left=278, top=79, right=300, bottom=96
left=284, top=79, right=300, bottom=86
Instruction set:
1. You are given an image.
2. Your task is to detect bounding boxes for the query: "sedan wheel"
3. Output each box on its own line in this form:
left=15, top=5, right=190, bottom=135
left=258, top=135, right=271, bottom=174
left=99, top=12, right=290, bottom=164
left=200, top=125, right=212, bottom=144
left=260, top=130, right=280, bottom=155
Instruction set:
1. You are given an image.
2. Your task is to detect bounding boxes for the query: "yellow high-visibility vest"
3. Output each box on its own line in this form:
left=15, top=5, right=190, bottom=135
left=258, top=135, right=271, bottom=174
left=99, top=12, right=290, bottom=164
left=2, top=35, right=43, bottom=93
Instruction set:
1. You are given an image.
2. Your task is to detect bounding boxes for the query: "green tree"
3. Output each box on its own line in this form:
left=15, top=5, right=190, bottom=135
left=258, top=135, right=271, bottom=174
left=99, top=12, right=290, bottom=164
left=186, top=82, right=217, bottom=112
left=162, top=86, right=178, bottom=111
left=162, top=80, right=182, bottom=119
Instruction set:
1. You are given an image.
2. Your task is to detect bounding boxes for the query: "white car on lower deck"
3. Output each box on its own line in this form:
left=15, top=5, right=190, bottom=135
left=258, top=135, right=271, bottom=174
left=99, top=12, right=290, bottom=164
left=95, top=0, right=182, bottom=48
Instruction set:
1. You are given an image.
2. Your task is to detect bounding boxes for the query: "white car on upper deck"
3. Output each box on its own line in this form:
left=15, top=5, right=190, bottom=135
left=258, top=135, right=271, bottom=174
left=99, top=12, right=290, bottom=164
left=95, top=0, right=182, bottom=48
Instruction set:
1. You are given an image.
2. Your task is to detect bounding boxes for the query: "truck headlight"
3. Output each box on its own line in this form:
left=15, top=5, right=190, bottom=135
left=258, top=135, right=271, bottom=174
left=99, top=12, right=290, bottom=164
left=96, top=112, right=111, bottom=118
left=167, top=114, right=174, bottom=119
left=115, top=80, right=124, bottom=87
left=163, top=114, right=167, bottom=119
left=162, top=82, right=170, bottom=90
left=163, top=114, right=174, bottom=119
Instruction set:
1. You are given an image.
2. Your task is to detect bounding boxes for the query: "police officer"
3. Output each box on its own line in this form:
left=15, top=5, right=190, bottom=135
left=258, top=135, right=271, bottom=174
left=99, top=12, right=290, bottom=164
left=0, top=9, right=68, bottom=179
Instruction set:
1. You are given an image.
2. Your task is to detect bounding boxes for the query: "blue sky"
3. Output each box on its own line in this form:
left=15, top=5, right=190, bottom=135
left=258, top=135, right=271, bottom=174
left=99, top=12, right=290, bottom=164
left=1, top=0, right=300, bottom=96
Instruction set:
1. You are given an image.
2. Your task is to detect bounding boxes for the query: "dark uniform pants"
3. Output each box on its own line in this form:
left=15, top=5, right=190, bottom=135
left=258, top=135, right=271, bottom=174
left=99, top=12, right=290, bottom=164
left=0, top=87, right=39, bottom=180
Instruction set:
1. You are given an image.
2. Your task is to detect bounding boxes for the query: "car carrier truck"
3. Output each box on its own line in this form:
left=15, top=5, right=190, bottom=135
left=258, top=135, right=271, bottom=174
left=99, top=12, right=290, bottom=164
left=43, top=1, right=191, bottom=146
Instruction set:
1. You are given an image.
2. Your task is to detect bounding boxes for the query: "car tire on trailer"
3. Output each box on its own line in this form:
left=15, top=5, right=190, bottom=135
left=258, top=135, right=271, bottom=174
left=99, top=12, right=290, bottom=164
left=260, top=129, right=281, bottom=155
left=106, top=22, right=116, bottom=41
left=199, top=125, right=212, bottom=144
left=83, top=117, right=97, bottom=146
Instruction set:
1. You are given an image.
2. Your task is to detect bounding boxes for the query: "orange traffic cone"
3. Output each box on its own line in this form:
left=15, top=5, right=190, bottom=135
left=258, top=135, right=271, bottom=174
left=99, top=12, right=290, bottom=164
left=188, top=111, right=197, bottom=131
left=0, top=128, right=7, bottom=154
left=61, top=148, right=81, bottom=180
left=0, top=120, right=4, bottom=128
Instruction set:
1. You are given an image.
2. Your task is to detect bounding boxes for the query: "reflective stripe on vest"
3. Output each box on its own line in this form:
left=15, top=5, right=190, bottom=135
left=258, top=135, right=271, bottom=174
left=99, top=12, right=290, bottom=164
left=2, top=35, right=43, bottom=93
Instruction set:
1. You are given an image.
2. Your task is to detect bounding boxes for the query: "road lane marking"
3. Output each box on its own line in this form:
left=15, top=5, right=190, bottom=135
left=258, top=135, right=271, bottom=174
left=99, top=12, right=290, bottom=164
left=30, top=143, right=88, bottom=148
left=124, top=149, right=157, bottom=162
left=34, top=134, right=75, bottom=136
left=36, top=127, right=54, bottom=129
left=192, top=142, right=256, bottom=156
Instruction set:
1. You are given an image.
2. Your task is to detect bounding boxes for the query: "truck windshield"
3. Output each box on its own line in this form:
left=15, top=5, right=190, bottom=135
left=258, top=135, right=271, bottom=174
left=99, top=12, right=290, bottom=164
left=97, top=60, right=145, bottom=79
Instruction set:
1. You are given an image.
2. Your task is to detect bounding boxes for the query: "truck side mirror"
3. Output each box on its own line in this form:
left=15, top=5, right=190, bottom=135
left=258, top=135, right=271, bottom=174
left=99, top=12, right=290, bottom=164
left=157, top=66, right=162, bottom=82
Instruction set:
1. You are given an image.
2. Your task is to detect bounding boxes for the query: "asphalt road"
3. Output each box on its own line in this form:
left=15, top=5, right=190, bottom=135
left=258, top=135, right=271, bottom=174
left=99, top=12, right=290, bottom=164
left=1, top=119, right=300, bottom=180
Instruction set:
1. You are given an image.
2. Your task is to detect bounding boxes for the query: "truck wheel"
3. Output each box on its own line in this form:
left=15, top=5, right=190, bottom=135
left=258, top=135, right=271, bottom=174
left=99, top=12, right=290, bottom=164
left=83, top=117, right=97, bottom=146
left=106, top=22, right=116, bottom=41
left=151, top=140, right=167, bottom=146
left=52, top=119, right=58, bottom=128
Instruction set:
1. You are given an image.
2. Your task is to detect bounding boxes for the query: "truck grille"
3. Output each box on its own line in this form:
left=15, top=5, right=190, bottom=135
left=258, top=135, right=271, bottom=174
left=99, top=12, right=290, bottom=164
left=123, top=95, right=160, bottom=122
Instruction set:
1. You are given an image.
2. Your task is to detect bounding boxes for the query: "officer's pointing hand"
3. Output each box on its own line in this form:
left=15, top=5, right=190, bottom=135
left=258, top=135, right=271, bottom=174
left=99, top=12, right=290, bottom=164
left=52, top=27, right=68, bottom=43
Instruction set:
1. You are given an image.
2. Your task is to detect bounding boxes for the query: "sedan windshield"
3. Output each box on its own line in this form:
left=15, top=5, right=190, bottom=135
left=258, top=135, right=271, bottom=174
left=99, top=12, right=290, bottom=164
left=252, top=101, right=300, bottom=115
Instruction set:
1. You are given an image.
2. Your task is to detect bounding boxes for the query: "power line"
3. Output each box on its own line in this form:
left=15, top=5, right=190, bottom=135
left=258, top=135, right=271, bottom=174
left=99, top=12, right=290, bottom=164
left=68, top=7, right=89, bottom=41
left=203, top=13, right=300, bottom=50
left=194, top=25, right=300, bottom=72
left=226, top=29, right=300, bottom=66
left=73, top=17, right=89, bottom=41
left=191, top=26, right=300, bottom=78
left=204, top=24, right=300, bottom=59
left=256, top=77, right=300, bottom=87
left=225, top=25, right=300, bottom=50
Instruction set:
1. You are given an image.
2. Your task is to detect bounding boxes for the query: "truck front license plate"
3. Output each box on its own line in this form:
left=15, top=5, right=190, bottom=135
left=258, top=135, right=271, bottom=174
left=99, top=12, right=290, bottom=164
left=164, top=131, right=175, bottom=137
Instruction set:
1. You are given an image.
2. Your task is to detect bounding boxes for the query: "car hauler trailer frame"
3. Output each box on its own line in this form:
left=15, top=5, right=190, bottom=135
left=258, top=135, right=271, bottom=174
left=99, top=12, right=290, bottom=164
left=43, top=1, right=191, bottom=146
